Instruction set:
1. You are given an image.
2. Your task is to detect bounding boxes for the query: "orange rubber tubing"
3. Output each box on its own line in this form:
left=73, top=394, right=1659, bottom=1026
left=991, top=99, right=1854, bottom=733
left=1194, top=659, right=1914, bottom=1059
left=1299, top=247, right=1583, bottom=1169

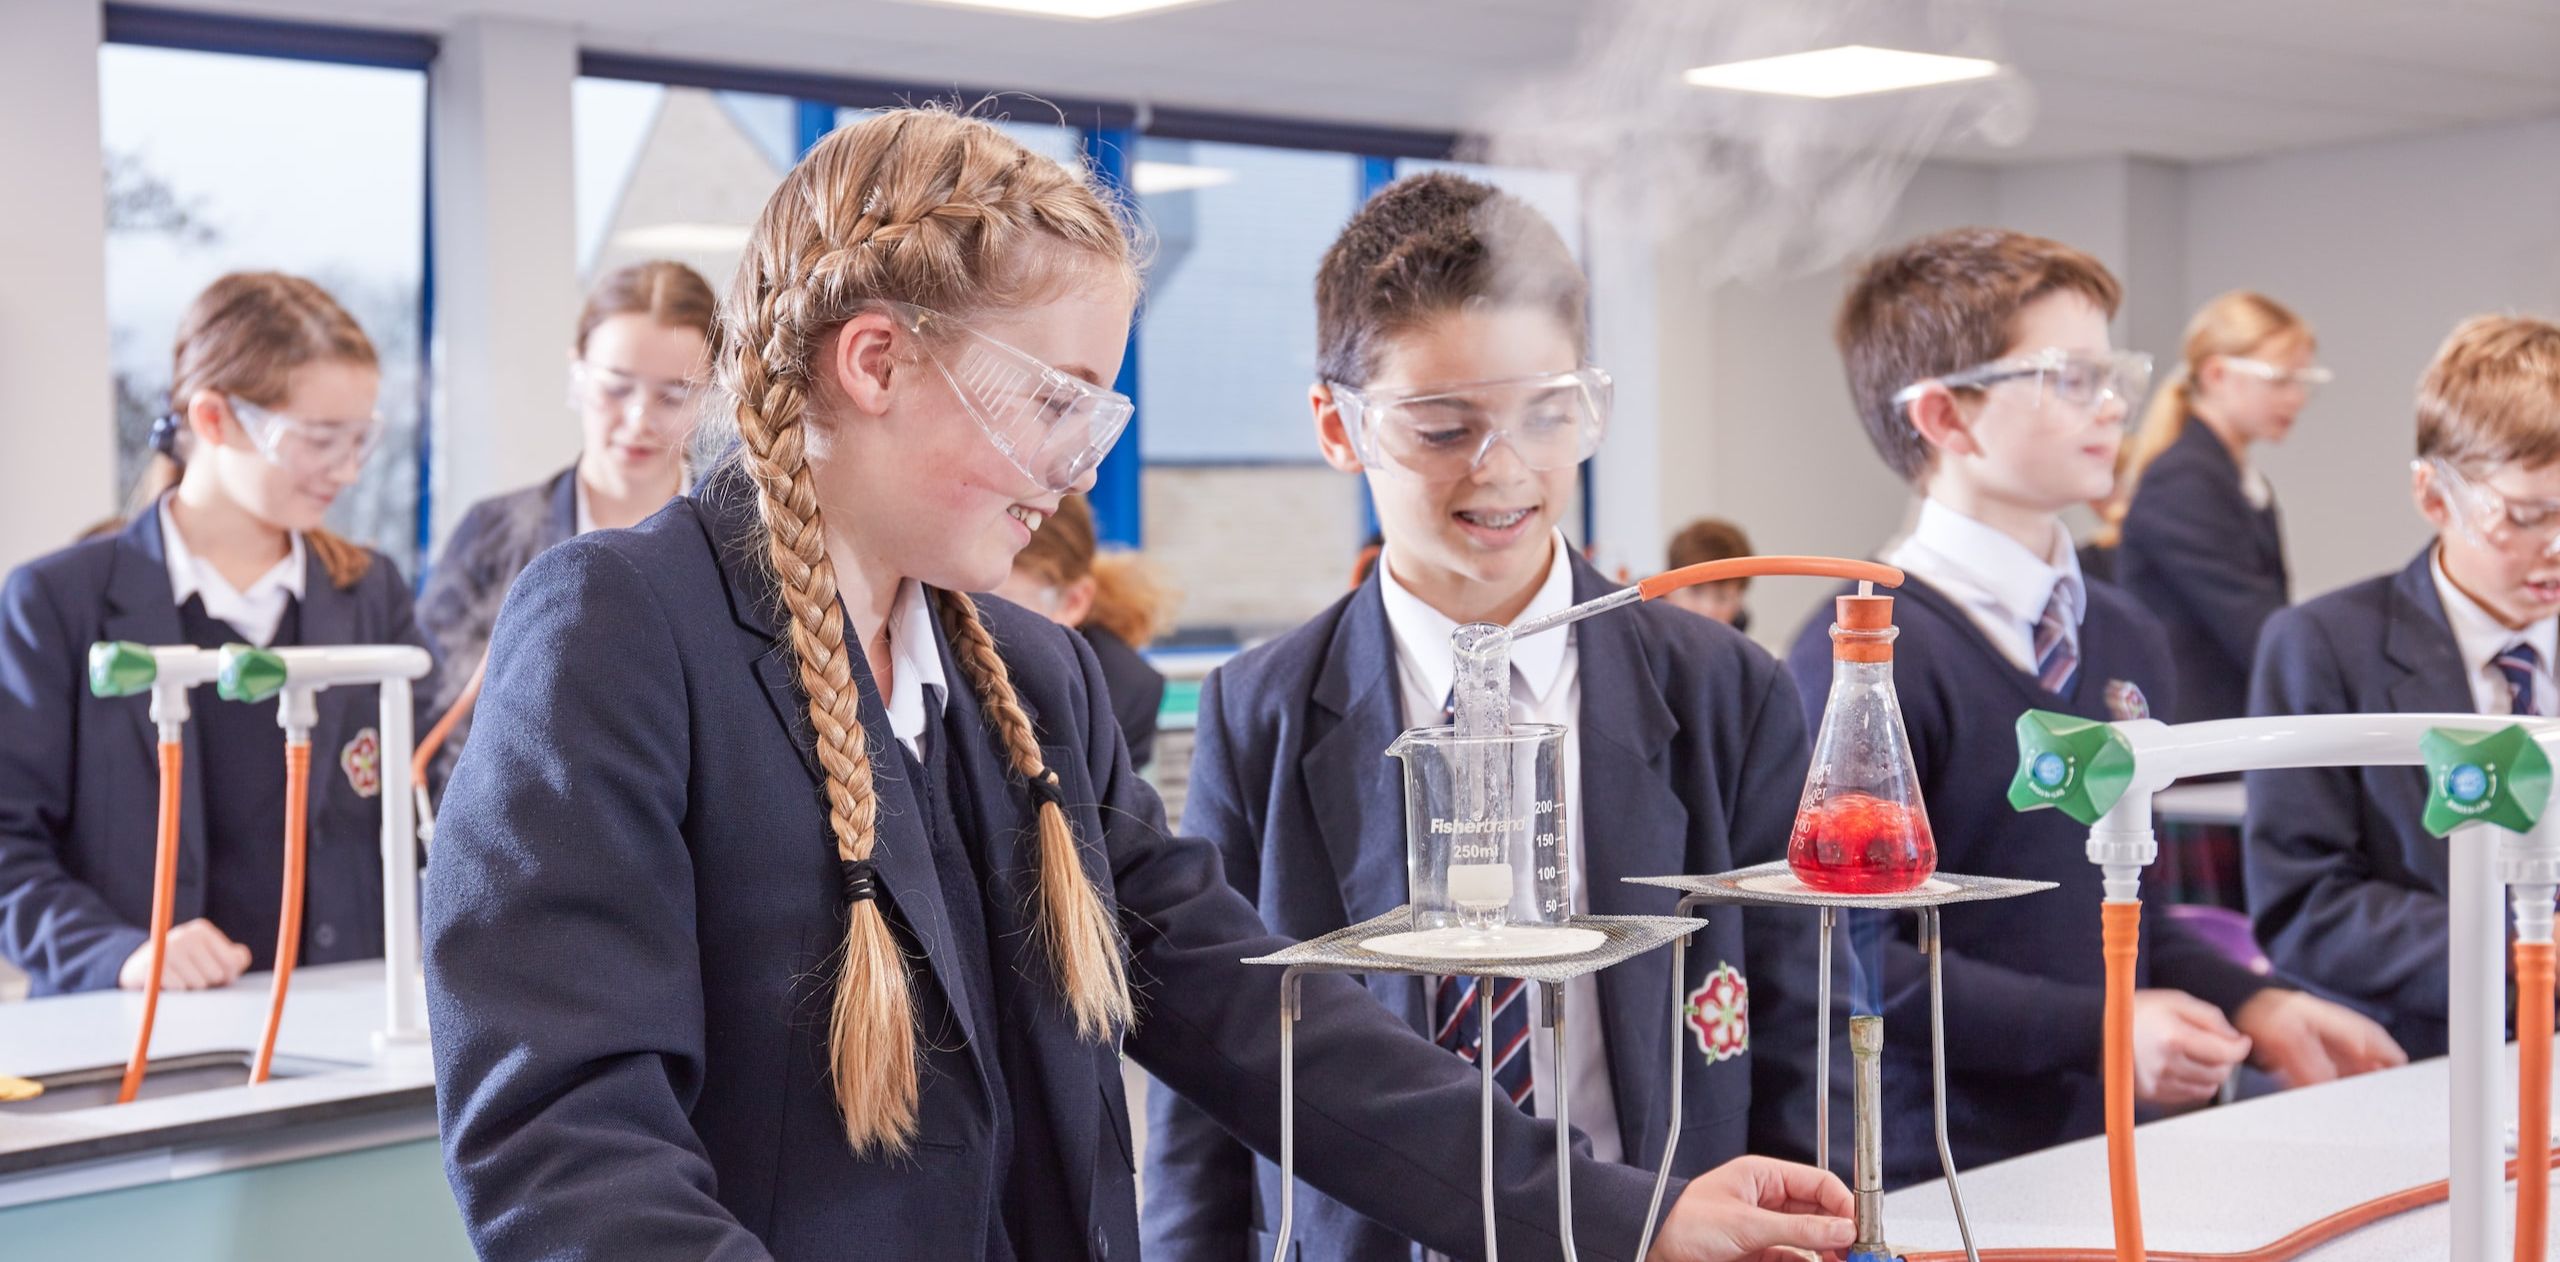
left=116, top=739, right=185, bottom=1105
left=411, top=656, right=484, bottom=801
left=1903, top=1145, right=2560, bottom=1262
left=250, top=739, right=311, bottom=1084
left=1635, top=556, right=1905, bottom=601
left=2101, top=900, right=2145, bottom=1262
left=2518, top=940, right=2553, bottom=1262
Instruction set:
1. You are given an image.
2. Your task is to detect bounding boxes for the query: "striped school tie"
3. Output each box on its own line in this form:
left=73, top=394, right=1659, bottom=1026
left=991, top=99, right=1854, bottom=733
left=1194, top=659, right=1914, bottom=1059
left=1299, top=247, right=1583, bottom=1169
left=2496, top=641, right=2542, bottom=717
left=2033, top=582, right=2080, bottom=695
left=1433, top=974, right=1536, bottom=1110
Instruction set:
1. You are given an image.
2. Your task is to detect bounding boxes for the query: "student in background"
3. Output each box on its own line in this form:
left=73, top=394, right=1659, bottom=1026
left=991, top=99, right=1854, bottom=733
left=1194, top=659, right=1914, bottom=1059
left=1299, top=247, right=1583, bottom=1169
left=1790, top=228, right=2399, bottom=1183
left=0, top=272, right=429, bottom=995
left=2249, top=315, right=2560, bottom=1061
left=992, top=494, right=1177, bottom=770
left=2108, top=291, right=2327, bottom=723
left=415, top=260, right=714, bottom=770
left=424, top=109, right=1851, bottom=1262
left=1664, top=517, right=1755, bottom=631
left=1144, top=172, right=1833, bottom=1261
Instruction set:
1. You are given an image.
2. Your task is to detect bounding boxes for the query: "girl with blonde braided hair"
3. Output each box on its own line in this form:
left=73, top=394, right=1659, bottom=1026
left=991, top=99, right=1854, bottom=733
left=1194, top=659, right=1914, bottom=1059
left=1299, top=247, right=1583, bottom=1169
left=425, top=105, right=1847, bottom=1262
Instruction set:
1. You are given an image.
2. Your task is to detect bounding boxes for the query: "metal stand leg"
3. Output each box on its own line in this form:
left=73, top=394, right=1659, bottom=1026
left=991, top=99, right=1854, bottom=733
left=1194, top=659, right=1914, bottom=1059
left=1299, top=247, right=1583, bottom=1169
left=1273, top=968, right=1302, bottom=1262
left=1819, top=905, right=1836, bottom=1175
left=1637, top=895, right=1703, bottom=1262
left=1481, top=972, right=1500, bottom=1262
left=1545, top=981, right=1579, bottom=1262
left=1924, top=908, right=1979, bottom=1262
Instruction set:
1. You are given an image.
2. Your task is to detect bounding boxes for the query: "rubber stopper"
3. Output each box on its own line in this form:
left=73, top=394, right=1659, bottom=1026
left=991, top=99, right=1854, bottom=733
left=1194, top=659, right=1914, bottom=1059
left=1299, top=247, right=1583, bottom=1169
left=1832, top=594, right=1896, bottom=662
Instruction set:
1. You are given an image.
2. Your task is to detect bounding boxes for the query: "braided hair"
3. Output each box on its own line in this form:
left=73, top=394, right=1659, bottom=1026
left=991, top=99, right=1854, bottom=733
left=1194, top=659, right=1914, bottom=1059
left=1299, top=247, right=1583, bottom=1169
left=715, top=106, right=1137, bottom=1155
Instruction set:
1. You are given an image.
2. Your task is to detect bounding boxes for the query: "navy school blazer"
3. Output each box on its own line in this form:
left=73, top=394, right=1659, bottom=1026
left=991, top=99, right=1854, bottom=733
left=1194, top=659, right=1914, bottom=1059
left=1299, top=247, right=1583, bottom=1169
left=2116, top=419, right=2291, bottom=723
left=423, top=467, right=1685, bottom=1262
left=2246, top=545, right=2479, bottom=1059
left=0, top=509, right=432, bottom=994
left=1143, top=556, right=1835, bottom=1262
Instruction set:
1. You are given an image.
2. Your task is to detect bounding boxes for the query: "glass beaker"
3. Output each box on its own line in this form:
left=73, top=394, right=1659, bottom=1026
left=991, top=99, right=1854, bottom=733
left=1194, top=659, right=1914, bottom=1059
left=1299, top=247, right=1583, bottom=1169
left=1389, top=722, right=1570, bottom=947
left=1789, top=593, right=1937, bottom=894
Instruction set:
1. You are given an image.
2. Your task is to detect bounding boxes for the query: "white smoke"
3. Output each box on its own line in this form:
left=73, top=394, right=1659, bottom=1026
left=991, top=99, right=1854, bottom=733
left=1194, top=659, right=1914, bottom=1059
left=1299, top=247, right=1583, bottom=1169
left=1477, top=0, right=2031, bottom=287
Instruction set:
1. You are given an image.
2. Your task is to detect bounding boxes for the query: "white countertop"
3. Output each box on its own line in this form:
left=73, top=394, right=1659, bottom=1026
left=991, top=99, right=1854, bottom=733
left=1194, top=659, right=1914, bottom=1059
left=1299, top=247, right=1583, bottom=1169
left=1883, top=1049, right=2555, bottom=1259
left=0, top=961, right=435, bottom=1206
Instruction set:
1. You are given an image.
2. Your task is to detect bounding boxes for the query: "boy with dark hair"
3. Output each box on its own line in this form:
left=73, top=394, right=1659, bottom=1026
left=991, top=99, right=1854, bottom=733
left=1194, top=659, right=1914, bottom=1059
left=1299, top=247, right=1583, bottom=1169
left=1791, top=226, right=2400, bottom=1183
left=1144, top=172, right=1832, bottom=1260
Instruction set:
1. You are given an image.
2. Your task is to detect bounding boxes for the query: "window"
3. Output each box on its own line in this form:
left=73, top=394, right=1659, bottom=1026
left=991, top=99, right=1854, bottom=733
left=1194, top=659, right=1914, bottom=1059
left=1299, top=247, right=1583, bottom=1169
left=1133, top=139, right=1369, bottom=636
left=575, top=79, right=799, bottom=287
left=99, top=44, right=428, bottom=572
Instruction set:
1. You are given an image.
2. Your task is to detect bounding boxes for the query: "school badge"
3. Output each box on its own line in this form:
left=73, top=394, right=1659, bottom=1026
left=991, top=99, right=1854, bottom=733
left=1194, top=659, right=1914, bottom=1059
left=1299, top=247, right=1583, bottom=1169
left=2104, top=680, right=2150, bottom=722
left=1684, top=963, right=1749, bottom=1062
left=341, top=727, right=382, bottom=798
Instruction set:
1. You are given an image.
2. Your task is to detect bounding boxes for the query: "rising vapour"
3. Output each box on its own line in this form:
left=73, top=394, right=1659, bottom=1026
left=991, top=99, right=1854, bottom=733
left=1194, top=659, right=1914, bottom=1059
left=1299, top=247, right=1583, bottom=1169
left=1476, top=0, right=2031, bottom=288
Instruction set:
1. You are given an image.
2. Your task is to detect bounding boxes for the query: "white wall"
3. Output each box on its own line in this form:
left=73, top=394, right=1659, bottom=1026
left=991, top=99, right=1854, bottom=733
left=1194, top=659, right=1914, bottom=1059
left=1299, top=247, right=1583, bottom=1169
left=1650, top=162, right=2000, bottom=650
left=0, top=0, right=115, bottom=573
left=2185, top=115, right=2560, bottom=601
left=1638, top=115, right=2560, bottom=651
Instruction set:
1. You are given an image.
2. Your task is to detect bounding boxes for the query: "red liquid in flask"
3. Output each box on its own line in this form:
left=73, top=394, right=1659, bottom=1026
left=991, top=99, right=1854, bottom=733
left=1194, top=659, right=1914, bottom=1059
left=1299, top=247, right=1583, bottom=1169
left=1788, top=792, right=1936, bottom=894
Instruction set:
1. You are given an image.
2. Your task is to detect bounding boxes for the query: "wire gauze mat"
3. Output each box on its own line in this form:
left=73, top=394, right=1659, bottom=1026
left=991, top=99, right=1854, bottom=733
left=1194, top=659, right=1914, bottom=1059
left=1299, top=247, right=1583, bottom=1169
left=1627, top=861, right=2054, bottom=911
left=1242, top=907, right=1702, bottom=983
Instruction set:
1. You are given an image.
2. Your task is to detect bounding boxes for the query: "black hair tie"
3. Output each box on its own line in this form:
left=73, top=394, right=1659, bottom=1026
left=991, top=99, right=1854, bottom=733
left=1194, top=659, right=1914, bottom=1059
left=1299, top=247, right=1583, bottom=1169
left=149, top=413, right=186, bottom=457
left=1027, top=772, right=1066, bottom=812
left=839, top=858, right=880, bottom=905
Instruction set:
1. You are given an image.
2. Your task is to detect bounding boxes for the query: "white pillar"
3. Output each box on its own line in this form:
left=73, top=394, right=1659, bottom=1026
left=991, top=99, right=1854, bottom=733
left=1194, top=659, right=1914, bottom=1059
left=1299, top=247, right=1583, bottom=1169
left=429, top=18, right=581, bottom=543
left=0, top=0, right=115, bottom=573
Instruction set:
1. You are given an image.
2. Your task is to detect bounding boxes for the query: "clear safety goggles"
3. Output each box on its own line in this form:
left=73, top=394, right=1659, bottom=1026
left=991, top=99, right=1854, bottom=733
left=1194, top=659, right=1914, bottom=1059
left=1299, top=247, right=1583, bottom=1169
left=2424, top=458, right=2560, bottom=556
left=572, top=361, right=701, bottom=433
left=885, top=302, right=1134, bottom=495
left=1893, top=348, right=2154, bottom=414
left=1329, top=367, right=1612, bottom=481
left=227, top=396, right=385, bottom=478
left=2220, top=355, right=2334, bottom=394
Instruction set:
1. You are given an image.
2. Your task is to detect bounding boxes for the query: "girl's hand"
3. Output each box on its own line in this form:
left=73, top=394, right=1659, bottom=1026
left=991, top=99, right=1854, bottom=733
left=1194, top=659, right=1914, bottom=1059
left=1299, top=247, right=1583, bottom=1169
left=119, top=918, right=252, bottom=991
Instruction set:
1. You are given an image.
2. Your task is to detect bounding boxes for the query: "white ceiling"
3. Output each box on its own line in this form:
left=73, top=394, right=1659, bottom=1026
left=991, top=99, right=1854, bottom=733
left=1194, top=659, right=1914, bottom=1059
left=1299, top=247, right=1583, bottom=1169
left=149, top=0, right=2560, bottom=164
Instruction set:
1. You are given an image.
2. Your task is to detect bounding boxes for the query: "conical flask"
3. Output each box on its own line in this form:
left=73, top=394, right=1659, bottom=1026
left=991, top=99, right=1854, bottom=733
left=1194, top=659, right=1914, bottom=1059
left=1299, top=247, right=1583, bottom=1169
left=1789, top=593, right=1936, bottom=894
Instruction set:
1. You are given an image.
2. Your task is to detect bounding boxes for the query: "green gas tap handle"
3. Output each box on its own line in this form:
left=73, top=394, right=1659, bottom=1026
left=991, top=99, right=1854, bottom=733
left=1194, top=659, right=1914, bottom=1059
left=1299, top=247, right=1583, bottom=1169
left=2009, top=709, right=2138, bottom=826
left=217, top=644, right=289, bottom=704
left=2420, top=724, right=2551, bottom=837
left=88, top=641, right=159, bottom=698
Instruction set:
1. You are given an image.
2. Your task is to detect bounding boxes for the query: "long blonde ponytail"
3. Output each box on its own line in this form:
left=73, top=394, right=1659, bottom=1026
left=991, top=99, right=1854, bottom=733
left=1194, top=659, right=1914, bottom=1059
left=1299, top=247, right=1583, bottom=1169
left=2098, top=289, right=2312, bottom=546
left=714, top=106, right=1137, bottom=1154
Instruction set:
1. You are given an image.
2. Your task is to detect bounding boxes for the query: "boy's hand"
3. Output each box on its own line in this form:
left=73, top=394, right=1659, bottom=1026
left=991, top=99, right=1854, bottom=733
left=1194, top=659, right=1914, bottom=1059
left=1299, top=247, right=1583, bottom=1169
left=2234, top=988, right=2408, bottom=1087
left=118, top=918, right=252, bottom=991
left=1646, top=1155, right=1854, bottom=1262
left=2130, top=989, right=2252, bottom=1104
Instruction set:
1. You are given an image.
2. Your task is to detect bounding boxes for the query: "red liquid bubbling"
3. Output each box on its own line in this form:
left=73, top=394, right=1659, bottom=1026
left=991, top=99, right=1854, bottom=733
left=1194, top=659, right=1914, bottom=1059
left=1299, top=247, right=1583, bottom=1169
left=1787, top=792, right=1936, bottom=894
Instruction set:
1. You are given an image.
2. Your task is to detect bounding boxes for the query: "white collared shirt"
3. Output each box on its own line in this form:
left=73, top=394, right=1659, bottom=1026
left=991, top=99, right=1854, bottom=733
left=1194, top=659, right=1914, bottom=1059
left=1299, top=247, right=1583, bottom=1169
left=879, top=579, right=950, bottom=761
left=1377, top=532, right=1623, bottom=1164
left=158, top=499, right=305, bottom=648
left=2430, top=549, right=2558, bottom=717
left=1885, top=498, right=2085, bottom=675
